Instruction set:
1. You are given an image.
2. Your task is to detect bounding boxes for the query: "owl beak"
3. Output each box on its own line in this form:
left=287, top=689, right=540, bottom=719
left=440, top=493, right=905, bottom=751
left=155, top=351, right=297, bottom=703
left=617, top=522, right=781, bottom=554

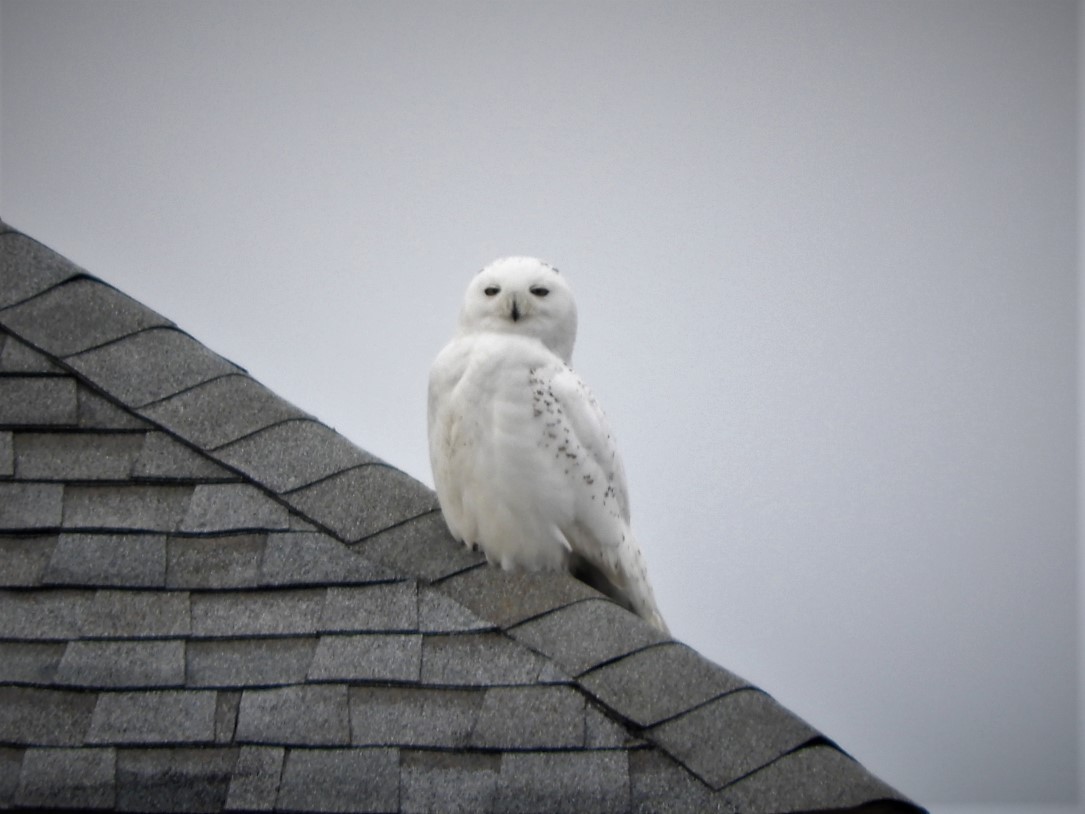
left=510, top=297, right=521, bottom=322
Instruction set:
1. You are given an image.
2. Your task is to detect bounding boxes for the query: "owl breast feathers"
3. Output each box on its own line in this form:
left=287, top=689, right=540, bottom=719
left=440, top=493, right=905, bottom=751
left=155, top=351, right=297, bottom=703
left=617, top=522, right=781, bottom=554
left=427, top=257, right=667, bottom=633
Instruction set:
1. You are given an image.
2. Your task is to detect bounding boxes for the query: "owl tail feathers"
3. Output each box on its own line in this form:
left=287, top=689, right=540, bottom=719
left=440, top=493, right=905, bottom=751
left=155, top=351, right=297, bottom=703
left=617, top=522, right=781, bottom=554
left=569, top=545, right=669, bottom=636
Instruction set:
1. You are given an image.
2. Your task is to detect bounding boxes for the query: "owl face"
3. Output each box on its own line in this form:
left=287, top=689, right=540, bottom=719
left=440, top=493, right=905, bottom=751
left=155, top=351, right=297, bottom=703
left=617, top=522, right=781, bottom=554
left=459, top=257, right=578, bottom=362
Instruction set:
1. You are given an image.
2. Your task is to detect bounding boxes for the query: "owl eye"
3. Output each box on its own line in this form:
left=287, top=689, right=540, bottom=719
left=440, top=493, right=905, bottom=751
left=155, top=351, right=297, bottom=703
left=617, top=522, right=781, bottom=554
left=483, top=286, right=500, bottom=297
left=530, top=286, right=550, bottom=297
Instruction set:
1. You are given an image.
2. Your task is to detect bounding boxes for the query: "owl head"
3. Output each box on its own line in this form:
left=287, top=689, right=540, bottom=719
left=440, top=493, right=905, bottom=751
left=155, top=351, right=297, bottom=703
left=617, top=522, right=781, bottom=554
left=459, top=256, right=578, bottom=363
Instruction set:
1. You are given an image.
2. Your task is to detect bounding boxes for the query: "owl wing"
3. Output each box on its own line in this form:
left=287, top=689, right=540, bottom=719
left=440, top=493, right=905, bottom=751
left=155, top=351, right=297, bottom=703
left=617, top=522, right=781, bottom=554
left=541, top=363, right=668, bottom=633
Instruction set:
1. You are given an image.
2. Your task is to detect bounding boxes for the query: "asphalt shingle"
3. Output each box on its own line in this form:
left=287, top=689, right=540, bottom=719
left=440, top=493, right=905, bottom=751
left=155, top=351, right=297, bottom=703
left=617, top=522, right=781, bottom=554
left=44, top=533, right=167, bottom=588
left=400, top=750, right=499, bottom=814
left=55, top=640, right=185, bottom=689
left=0, top=589, right=93, bottom=640
left=275, top=747, right=399, bottom=814
left=648, top=689, right=819, bottom=789
left=436, top=565, right=600, bottom=629
left=259, top=531, right=398, bottom=586
left=579, top=644, right=749, bottom=728
left=14, top=746, right=117, bottom=810
left=179, top=483, right=292, bottom=533
left=348, top=686, right=482, bottom=749
left=83, top=589, right=191, bottom=638
left=87, top=690, right=218, bottom=744
left=0, top=749, right=19, bottom=809
left=308, top=634, right=422, bottom=683
left=0, top=278, right=171, bottom=357
left=13, top=432, right=144, bottom=480
left=0, top=431, right=12, bottom=475
left=0, top=536, right=56, bottom=587
left=214, top=420, right=378, bottom=494
left=78, top=387, right=152, bottom=431
left=62, top=484, right=193, bottom=532
left=320, top=582, right=418, bottom=632
left=719, top=744, right=911, bottom=812
left=285, top=464, right=439, bottom=542
left=0, top=233, right=81, bottom=308
left=133, top=432, right=239, bottom=481
left=190, top=589, right=324, bottom=638
left=0, top=333, right=64, bottom=373
left=166, top=534, right=265, bottom=590
left=0, top=687, right=97, bottom=746
left=417, top=585, right=493, bottom=634
left=186, top=638, right=317, bottom=688
left=0, top=377, right=79, bottom=427
left=628, top=749, right=731, bottom=814
left=0, top=642, right=65, bottom=684
left=472, top=685, right=586, bottom=749
left=420, top=632, right=554, bottom=686
left=358, top=510, right=484, bottom=582
left=510, top=598, right=669, bottom=677
left=495, top=751, right=630, bottom=814
left=235, top=685, right=350, bottom=746
left=67, top=327, right=240, bottom=407
left=0, top=482, right=64, bottom=529
left=225, top=745, right=284, bottom=812
left=115, top=747, right=238, bottom=813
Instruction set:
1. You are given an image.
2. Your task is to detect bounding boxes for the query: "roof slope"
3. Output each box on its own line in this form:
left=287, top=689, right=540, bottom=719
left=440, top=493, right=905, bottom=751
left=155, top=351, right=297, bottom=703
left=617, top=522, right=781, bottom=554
left=0, top=220, right=924, bottom=813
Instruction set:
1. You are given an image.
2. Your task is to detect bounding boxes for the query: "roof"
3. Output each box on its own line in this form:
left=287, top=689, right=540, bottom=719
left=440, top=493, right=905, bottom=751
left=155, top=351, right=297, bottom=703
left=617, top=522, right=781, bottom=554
left=0, top=219, right=925, bottom=813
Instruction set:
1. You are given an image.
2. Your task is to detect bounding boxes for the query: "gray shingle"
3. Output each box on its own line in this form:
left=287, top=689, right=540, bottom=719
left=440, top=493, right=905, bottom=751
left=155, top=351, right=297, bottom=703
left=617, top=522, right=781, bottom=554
left=348, top=686, right=482, bottom=749
left=225, top=746, right=284, bottom=812
left=167, top=534, right=265, bottom=589
left=276, top=747, right=399, bottom=814
left=418, top=585, right=493, bottom=633
left=648, top=689, right=818, bottom=789
left=357, top=510, right=484, bottom=583
left=308, top=634, right=422, bottom=683
left=436, top=565, right=600, bottom=629
left=86, top=690, right=218, bottom=744
left=116, top=747, right=238, bottom=813
left=400, top=750, right=499, bottom=814
left=82, top=589, right=191, bottom=638
left=472, top=685, right=586, bottom=749
left=133, top=431, right=238, bottom=481
left=0, top=430, right=12, bottom=475
left=44, top=533, right=167, bottom=588
left=719, top=743, right=913, bottom=812
left=495, top=751, right=630, bottom=814
left=67, top=327, right=240, bottom=407
left=235, top=685, right=350, bottom=746
left=0, top=278, right=171, bottom=357
left=215, top=691, right=241, bottom=744
left=214, top=420, right=378, bottom=494
left=0, top=377, right=78, bottom=427
left=13, top=432, right=144, bottom=480
left=510, top=598, right=669, bottom=677
left=0, top=687, right=97, bottom=745
left=629, top=749, right=731, bottom=814
left=421, top=632, right=552, bottom=686
left=0, top=334, right=63, bottom=373
left=78, top=388, right=151, bottom=430
left=0, top=536, right=57, bottom=586
left=260, top=531, right=398, bottom=586
left=190, top=589, right=324, bottom=637
left=179, top=483, right=291, bottom=533
left=286, top=464, right=439, bottom=542
left=186, top=638, right=317, bottom=688
left=0, top=589, right=92, bottom=639
left=139, top=375, right=308, bottom=450
left=62, top=484, right=193, bottom=532
left=0, top=748, right=22, bottom=808
left=321, top=582, right=418, bottom=632
left=0, top=233, right=81, bottom=308
left=0, top=642, right=65, bottom=684
left=579, top=644, right=749, bottom=727
left=14, top=746, right=116, bottom=809
left=0, top=482, right=64, bottom=529
left=54, top=640, right=185, bottom=689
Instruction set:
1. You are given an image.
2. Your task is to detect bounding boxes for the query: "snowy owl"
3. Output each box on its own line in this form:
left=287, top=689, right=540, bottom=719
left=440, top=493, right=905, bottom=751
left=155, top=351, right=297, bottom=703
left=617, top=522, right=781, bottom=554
left=428, top=256, right=668, bottom=633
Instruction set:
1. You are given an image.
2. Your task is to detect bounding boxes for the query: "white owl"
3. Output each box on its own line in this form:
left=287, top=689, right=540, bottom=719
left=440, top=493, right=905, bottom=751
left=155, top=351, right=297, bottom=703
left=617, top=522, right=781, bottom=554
left=428, top=257, right=668, bottom=633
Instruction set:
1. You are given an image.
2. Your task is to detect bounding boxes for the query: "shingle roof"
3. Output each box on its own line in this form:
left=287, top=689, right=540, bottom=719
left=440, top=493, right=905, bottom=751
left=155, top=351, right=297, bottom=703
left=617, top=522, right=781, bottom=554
left=0, top=219, right=925, bottom=813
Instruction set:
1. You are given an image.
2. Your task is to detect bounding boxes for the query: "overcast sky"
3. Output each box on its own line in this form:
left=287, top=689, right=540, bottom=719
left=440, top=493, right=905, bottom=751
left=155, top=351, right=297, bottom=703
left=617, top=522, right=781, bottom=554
left=1, top=1, right=1079, bottom=809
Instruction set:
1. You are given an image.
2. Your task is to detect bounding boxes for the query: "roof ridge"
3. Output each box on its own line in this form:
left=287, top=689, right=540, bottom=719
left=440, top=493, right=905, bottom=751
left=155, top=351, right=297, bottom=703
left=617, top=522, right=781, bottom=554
left=0, top=220, right=925, bottom=813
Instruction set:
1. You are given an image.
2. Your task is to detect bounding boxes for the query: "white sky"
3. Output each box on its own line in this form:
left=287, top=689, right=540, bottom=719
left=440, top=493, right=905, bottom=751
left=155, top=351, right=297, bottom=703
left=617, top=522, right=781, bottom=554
left=1, top=1, right=1079, bottom=808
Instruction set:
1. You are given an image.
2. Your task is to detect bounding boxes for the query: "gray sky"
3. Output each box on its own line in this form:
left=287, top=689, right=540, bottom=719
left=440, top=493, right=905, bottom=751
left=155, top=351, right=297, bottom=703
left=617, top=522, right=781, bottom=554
left=1, top=1, right=1079, bottom=808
